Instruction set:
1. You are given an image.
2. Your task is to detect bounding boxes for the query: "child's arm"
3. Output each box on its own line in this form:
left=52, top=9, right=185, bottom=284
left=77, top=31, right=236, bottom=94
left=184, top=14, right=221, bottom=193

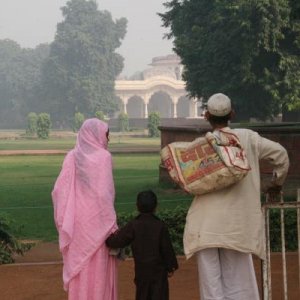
left=160, top=224, right=179, bottom=274
left=106, top=222, right=134, bottom=249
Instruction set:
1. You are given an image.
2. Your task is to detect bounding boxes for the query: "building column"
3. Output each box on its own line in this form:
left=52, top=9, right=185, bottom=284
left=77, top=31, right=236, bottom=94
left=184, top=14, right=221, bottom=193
left=171, top=96, right=178, bottom=118
left=144, top=102, right=148, bottom=118
left=121, top=96, right=128, bottom=114
left=143, top=94, right=151, bottom=118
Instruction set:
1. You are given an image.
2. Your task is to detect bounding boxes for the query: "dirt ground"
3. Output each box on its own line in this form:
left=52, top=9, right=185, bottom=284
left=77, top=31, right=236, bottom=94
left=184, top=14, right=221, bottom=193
left=0, top=242, right=299, bottom=300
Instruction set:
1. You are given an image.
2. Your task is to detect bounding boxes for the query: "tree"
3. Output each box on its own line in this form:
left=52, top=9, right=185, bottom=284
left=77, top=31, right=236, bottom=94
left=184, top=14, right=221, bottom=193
left=95, top=110, right=105, bottom=120
left=26, top=112, right=38, bottom=135
left=73, top=112, right=85, bottom=132
left=118, top=112, right=129, bottom=132
left=37, top=113, right=52, bottom=139
left=281, top=0, right=300, bottom=110
left=0, top=40, right=49, bottom=128
left=41, top=0, right=127, bottom=123
left=160, top=0, right=300, bottom=121
left=148, top=112, right=161, bottom=137
left=0, top=39, right=22, bottom=127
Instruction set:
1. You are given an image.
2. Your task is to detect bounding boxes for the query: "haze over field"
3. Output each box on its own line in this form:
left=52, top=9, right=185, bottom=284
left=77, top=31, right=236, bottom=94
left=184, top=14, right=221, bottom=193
left=0, top=0, right=173, bottom=76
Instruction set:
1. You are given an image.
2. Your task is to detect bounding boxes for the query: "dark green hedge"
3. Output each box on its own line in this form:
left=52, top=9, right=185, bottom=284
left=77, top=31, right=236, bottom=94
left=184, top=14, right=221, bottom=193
left=269, top=208, right=298, bottom=252
left=117, top=207, right=298, bottom=255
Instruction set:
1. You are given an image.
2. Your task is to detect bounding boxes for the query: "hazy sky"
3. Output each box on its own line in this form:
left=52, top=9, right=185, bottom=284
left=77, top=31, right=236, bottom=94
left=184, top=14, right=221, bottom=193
left=0, top=0, right=174, bottom=76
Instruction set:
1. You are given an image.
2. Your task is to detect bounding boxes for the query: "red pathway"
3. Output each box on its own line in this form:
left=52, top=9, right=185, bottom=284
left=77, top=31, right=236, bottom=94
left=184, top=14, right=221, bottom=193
left=0, top=242, right=299, bottom=300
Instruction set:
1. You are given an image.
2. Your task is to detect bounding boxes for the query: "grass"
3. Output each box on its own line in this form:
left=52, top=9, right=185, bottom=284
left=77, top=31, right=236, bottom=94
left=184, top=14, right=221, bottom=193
left=0, top=138, right=76, bottom=150
left=0, top=154, right=192, bottom=241
left=0, top=130, right=160, bottom=150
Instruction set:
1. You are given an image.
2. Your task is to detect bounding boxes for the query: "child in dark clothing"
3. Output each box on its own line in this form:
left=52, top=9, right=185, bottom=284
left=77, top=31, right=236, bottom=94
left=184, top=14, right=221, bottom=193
left=106, top=190, right=178, bottom=300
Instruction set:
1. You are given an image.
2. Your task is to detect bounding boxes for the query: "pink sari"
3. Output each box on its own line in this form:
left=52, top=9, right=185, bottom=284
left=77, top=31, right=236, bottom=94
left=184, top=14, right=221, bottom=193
left=52, top=119, right=117, bottom=300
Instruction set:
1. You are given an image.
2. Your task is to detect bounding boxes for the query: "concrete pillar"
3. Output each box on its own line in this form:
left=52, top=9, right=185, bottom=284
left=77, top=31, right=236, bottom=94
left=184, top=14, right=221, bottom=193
left=143, top=94, right=151, bottom=118
left=144, top=102, right=148, bottom=118
left=171, top=95, right=179, bottom=118
left=121, top=96, right=128, bottom=114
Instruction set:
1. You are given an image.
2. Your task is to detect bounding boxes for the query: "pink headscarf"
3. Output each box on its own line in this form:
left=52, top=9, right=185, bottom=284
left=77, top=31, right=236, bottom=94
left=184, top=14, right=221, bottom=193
left=52, top=118, right=117, bottom=290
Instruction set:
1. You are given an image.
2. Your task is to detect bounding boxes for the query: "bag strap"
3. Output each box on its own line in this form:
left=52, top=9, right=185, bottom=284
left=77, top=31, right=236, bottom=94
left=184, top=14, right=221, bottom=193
left=206, top=129, right=251, bottom=171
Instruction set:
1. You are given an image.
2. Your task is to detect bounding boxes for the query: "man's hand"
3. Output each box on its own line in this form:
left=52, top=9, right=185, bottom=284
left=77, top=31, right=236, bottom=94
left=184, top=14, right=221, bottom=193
left=168, top=271, right=174, bottom=278
left=264, top=182, right=282, bottom=200
left=267, top=184, right=282, bottom=194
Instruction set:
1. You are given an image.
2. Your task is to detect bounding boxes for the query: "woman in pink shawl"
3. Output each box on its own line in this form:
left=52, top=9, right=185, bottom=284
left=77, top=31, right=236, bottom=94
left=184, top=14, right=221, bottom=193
left=52, top=118, right=117, bottom=300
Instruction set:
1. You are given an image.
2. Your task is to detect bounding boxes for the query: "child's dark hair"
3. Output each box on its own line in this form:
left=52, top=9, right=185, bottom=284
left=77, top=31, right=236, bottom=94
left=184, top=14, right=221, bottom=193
left=136, top=190, right=157, bottom=213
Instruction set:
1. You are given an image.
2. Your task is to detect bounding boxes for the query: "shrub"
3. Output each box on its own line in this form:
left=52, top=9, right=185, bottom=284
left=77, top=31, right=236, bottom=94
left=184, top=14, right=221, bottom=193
left=0, top=213, right=31, bottom=264
left=116, top=206, right=298, bottom=256
left=269, top=208, right=298, bottom=251
left=118, top=112, right=129, bottom=132
left=73, top=112, right=85, bottom=132
left=37, top=113, right=51, bottom=139
left=95, top=111, right=105, bottom=121
left=117, top=206, right=187, bottom=255
left=26, top=112, right=38, bottom=135
left=157, top=207, right=187, bottom=254
left=148, top=111, right=160, bottom=137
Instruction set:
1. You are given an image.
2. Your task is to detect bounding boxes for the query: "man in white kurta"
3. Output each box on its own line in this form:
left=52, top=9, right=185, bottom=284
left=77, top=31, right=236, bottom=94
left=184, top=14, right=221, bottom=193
left=183, top=93, right=289, bottom=300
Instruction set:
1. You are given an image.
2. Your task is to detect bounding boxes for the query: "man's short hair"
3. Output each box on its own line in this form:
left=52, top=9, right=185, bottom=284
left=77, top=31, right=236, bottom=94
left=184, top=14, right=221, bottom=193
left=136, top=190, right=157, bottom=213
left=207, top=112, right=232, bottom=124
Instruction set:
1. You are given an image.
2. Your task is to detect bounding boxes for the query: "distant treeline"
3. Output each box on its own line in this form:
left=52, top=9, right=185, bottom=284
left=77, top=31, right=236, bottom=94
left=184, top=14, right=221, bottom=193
left=0, top=0, right=127, bottom=129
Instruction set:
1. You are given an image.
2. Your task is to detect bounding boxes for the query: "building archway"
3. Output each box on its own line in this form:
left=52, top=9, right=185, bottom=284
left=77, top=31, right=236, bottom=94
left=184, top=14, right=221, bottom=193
left=127, top=96, right=144, bottom=118
left=148, top=91, right=173, bottom=118
left=115, top=54, right=199, bottom=119
left=177, top=96, right=190, bottom=117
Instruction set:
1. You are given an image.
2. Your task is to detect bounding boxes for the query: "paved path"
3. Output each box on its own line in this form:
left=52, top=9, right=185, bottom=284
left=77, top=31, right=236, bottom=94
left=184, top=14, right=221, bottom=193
left=1, top=243, right=199, bottom=300
left=1, top=242, right=299, bottom=299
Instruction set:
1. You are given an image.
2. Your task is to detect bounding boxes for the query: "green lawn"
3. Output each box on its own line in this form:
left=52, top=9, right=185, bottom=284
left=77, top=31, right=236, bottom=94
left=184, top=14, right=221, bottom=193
left=0, top=154, right=191, bottom=241
left=0, top=138, right=76, bottom=150
left=0, top=131, right=160, bottom=151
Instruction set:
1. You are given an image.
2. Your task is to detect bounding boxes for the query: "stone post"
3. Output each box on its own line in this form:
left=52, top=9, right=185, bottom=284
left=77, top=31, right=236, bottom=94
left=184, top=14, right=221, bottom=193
left=171, top=95, right=178, bottom=118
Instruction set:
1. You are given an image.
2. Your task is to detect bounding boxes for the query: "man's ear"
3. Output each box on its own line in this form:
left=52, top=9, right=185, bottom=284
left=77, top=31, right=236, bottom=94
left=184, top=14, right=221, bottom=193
left=204, top=110, right=210, bottom=120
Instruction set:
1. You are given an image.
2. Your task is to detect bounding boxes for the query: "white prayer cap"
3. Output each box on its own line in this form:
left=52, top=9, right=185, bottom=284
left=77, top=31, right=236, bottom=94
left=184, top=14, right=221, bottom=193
left=207, top=93, right=232, bottom=116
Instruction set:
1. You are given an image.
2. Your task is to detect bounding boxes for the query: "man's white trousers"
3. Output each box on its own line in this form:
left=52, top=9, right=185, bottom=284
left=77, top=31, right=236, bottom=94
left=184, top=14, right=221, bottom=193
left=197, top=248, right=260, bottom=300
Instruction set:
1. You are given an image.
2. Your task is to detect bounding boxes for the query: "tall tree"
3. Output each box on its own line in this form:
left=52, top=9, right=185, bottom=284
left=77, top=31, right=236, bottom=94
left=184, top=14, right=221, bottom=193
left=160, top=0, right=300, bottom=121
left=0, top=40, right=49, bottom=128
left=280, top=0, right=300, bottom=110
left=41, top=0, right=127, bottom=123
left=0, top=40, right=22, bottom=127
